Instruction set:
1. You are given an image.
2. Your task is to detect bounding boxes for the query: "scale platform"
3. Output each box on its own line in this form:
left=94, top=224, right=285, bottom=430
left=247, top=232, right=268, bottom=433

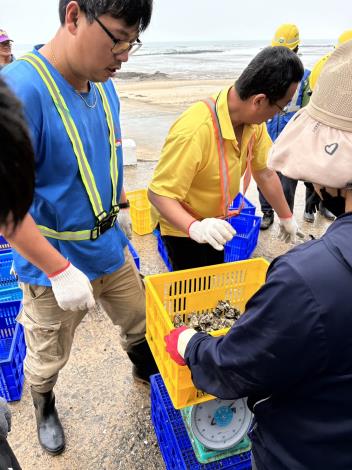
left=151, top=374, right=252, bottom=470
left=182, top=398, right=252, bottom=465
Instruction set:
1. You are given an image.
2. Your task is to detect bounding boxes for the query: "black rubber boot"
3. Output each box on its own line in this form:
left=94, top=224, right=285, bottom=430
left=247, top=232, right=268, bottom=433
left=31, top=389, right=65, bottom=455
left=127, top=339, right=159, bottom=385
left=260, top=211, right=274, bottom=230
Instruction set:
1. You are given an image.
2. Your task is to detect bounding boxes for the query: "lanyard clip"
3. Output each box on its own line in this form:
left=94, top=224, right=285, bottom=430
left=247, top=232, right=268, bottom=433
left=90, top=206, right=119, bottom=240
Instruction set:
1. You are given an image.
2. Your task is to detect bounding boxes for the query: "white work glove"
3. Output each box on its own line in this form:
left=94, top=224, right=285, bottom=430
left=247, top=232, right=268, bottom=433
left=278, top=216, right=305, bottom=243
left=117, top=208, right=132, bottom=239
left=188, top=218, right=236, bottom=251
left=0, top=397, right=11, bottom=438
left=48, top=262, right=95, bottom=311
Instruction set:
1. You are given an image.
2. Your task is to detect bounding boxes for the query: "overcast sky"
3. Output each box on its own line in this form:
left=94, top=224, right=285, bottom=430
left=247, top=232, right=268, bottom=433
left=1, top=0, right=351, bottom=44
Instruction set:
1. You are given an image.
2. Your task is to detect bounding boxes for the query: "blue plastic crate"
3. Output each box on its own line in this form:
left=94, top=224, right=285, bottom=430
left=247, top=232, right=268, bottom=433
left=0, top=251, right=14, bottom=278
left=230, top=193, right=256, bottom=215
left=0, top=252, right=22, bottom=302
left=127, top=240, right=140, bottom=270
left=0, top=301, right=25, bottom=401
left=0, top=236, right=11, bottom=253
left=154, top=229, right=173, bottom=271
left=0, top=287, right=23, bottom=303
left=150, top=374, right=251, bottom=470
left=0, top=301, right=20, bottom=339
left=225, top=214, right=261, bottom=263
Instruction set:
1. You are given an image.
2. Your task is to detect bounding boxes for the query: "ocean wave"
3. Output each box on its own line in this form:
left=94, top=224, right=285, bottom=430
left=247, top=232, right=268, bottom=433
left=300, top=43, right=334, bottom=48
left=115, top=71, right=170, bottom=81
left=136, top=48, right=224, bottom=57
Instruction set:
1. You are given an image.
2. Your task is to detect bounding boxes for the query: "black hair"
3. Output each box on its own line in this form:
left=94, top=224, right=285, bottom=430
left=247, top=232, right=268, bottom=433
left=59, top=0, right=153, bottom=31
left=0, top=77, right=34, bottom=231
left=235, top=46, right=304, bottom=104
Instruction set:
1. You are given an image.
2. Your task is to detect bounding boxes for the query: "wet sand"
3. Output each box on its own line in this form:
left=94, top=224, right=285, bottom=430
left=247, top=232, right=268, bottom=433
left=116, top=77, right=233, bottom=160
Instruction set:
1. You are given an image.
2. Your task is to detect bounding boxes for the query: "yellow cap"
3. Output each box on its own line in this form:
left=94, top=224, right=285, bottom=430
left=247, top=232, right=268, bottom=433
left=271, top=24, right=300, bottom=50
left=337, top=30, right=352, bottom=46
left=309, top=53, right=332, bottom=91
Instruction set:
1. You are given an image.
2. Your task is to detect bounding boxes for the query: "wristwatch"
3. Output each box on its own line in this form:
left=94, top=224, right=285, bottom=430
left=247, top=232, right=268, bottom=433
left=118, top=200, right=130, bottom=209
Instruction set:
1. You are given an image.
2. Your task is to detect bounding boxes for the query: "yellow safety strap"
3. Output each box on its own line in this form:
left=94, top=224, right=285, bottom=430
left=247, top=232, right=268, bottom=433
left=20, top=53, right=119, bottom=240
left=95, top=82, right=118, bottom=208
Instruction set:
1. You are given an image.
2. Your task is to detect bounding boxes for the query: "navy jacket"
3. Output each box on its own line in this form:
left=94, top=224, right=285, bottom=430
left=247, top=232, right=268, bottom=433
left=185, top=213, right=352, bottom=470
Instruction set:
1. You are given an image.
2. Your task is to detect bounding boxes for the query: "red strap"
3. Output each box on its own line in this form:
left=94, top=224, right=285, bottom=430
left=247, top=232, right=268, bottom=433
left=48, top=260, right=70, bottom=278
left=224, top=133, right=255, bottom=219
left=179, top=96, right=256, bottom=222
left=202, top=97, right=231, bottom=218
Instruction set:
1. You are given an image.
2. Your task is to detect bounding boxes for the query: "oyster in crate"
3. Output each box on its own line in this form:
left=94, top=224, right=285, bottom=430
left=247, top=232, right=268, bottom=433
left=173, top=300, right=242, bottom=333
left=173, top=314, right=185, bottom=328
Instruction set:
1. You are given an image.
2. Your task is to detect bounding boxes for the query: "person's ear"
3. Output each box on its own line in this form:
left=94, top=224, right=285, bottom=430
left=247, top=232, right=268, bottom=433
left=66, top=2, right=80, bottom=34
left=252, top=94, right=267, bottom=109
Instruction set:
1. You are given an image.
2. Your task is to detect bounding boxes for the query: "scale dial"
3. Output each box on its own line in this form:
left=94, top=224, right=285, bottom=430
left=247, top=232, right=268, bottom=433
left=190, top=397, right=252, bottom=450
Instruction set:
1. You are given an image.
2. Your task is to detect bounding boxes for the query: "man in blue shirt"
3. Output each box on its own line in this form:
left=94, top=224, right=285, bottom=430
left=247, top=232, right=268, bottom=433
left=0, top=75, right=35, bottom=470
left=2, top=0, right=156, bottom=456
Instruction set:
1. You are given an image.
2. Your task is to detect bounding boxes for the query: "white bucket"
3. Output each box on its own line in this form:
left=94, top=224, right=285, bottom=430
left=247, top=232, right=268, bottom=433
left=122, top=139, right=137, bottom=166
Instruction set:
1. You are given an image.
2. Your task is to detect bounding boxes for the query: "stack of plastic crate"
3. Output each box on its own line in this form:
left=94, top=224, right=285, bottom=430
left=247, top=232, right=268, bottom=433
left=0, top=238, right=26, bottom=401
left=151, top=374, right=251, bottom=470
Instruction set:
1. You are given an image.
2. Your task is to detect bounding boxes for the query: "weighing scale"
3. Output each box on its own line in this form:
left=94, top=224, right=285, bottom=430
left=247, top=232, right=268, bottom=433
left=181, top=397, right=253, bottom=465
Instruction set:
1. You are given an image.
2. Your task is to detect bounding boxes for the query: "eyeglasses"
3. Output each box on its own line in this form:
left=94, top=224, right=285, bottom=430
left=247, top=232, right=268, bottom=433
left=274, top=102, right=288, bottom=115
left=94, top=16, right=142, bottom=55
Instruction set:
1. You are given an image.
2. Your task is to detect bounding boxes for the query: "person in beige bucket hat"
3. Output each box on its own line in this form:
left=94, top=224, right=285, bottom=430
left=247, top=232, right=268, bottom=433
left=164, top=38, right=352, bottom=470
left=269, top=39, right=352, bottom=204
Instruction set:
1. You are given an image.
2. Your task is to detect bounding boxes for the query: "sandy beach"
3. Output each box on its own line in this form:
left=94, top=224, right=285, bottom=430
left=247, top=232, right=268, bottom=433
left=115, top=77, right=234, bottom=160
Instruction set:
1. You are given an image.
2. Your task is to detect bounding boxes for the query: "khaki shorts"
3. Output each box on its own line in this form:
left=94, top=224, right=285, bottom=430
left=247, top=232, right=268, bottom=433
left=17, top=247, right=146, bottom=393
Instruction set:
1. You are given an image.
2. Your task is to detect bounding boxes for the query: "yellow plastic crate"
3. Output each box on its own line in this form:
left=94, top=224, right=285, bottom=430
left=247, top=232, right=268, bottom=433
left=145, top=258, right=269, bottom=409
left=126, top=189, right=153, bottom=235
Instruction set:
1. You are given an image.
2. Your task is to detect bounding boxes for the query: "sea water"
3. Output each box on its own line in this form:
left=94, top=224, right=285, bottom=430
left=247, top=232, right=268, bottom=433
left=14, top=39, right=334, bottom=81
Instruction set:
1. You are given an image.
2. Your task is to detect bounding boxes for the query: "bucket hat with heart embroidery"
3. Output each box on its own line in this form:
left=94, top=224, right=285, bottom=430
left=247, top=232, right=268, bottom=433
left=268, top=39, right=352, bottom=189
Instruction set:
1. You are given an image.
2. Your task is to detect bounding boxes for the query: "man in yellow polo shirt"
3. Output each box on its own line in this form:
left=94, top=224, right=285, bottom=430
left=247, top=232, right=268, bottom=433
left=149, top=46, right=304, bottom=270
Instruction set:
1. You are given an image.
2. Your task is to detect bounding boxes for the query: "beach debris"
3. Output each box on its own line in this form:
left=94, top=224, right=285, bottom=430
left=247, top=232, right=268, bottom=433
left=172, top=300, right=241, bottom=332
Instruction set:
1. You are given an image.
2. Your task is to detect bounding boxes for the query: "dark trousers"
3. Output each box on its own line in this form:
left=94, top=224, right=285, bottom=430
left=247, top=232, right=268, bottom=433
left=0, top=436, right=21, bottom=470
left=162, top=236, right=224, bottom=271
left=259, top=172, right=298, bottom=214
left=251, top=456, right=258, bottom=470
left=304, top=182, right=316, bottom=212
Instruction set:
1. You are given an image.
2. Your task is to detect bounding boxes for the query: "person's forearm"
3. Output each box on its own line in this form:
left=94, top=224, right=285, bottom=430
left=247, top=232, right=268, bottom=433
left=120, top=187, right=128, bottom=204
left=254, top=168, right=292, bottom=218
left=148, top=189, right=196, bottom=233
left=5, top=214, right=69, bottom=276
